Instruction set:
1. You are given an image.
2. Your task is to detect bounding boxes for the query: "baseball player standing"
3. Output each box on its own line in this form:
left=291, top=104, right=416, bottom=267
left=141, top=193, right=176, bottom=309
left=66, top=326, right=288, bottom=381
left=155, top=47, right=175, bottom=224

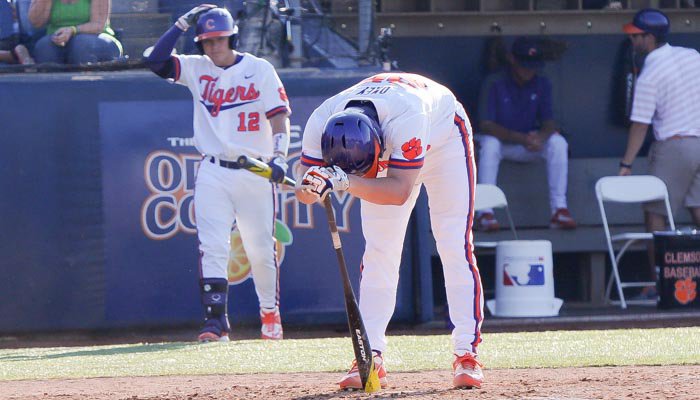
left=295, top=73, right=484, bottom=390
left=619, top=8, right=700, bottom=298
left=145, top=5, right=292, bottom=342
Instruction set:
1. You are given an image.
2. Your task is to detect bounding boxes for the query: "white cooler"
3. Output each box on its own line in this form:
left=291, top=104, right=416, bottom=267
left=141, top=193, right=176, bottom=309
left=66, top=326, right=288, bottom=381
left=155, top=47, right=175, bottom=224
left=486, top=240, right=563, bottom=317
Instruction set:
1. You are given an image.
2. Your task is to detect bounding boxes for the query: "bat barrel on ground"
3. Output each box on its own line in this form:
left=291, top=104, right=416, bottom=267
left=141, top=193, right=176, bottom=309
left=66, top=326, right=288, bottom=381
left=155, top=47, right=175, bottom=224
left=323, top=196, right=381, bottom=393
left=236, top=155, right=296, bottom=187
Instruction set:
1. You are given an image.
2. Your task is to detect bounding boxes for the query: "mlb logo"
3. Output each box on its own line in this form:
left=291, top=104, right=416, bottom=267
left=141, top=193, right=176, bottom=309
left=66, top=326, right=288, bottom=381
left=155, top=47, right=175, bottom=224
left=504, top=264, right=545, bottom=286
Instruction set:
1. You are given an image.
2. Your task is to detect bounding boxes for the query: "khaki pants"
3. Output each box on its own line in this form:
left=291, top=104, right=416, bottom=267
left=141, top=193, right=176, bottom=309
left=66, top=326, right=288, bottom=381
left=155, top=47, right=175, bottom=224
left=644, top=136, right=700, bottom=217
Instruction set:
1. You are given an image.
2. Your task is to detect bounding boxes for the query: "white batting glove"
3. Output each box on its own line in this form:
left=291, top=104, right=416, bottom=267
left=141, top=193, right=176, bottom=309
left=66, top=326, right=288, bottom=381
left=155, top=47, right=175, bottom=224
left=301, top=166, right=349, bottom=202
left=175, top=4, right=216, bottom=31
left=267, top=156, right=288, bottom=184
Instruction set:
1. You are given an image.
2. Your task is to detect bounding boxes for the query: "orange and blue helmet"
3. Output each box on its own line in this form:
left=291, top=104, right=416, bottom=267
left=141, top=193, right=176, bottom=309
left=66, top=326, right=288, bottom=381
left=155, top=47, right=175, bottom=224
left=321, top=106, right=384, bottom=178
left=623, top=8, right=670, bottom=40
left=194, top=8, right=239, bottom=49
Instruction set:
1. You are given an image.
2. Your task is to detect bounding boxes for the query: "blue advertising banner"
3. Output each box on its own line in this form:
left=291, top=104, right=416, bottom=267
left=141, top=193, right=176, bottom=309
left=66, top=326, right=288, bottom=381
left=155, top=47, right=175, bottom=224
left=98, top=97, right=387, bottom=327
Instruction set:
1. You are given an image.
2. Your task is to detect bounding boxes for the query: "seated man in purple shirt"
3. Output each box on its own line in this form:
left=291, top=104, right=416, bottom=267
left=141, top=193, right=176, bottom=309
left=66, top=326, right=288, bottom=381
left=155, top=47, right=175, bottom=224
left=476, top=37, right=576, bottom=231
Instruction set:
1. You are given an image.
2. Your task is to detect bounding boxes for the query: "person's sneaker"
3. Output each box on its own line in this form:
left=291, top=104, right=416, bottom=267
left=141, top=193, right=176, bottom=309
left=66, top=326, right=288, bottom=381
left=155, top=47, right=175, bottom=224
left=453, top=352, right=484, bottom=389
left=476, top=212, right=500, bottom=232
left=260, top=307, right=283, bottom=340
left=549, top=208, right=577, bottom=229
left=338, top=352, right=388, bottom=390
left=197, top=318, right=230, bottom=343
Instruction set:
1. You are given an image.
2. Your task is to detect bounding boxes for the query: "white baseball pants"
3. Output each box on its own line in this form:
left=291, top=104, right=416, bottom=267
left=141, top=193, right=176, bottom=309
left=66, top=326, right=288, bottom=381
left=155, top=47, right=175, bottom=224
left=358, top=112, right=484, bottom=356
left=194, top=158, right=280, bottom=309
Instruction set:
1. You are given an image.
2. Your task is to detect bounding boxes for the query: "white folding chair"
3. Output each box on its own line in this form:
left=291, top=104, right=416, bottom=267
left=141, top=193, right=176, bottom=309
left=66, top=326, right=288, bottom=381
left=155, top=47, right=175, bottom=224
left=474, top=184, right=517, bottom=248
left=595, top=175, right=675, bottom=309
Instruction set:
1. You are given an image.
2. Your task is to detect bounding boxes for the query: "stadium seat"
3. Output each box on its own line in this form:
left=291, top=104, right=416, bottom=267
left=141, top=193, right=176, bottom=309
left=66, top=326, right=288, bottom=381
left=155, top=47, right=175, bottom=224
left=595, top=175, right=676, bottom=309
left=474, top=183, right=517, bottom=249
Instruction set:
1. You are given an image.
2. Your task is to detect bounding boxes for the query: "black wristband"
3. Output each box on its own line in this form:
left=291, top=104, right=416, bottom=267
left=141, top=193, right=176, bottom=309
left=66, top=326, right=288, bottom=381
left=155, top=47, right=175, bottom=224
left=619, top=161, right=633, bottom=169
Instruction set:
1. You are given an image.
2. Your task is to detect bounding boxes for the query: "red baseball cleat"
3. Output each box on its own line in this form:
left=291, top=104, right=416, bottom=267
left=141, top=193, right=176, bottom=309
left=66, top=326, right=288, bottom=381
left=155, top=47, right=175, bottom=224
left=338, top=352, right=388, bottom=390
left=260, top=307, right=283, bottom=340
left=453, top=353, right=484, bottom=389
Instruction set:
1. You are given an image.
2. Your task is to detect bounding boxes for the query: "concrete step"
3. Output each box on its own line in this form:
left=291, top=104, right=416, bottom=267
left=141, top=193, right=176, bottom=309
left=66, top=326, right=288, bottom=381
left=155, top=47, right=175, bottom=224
left=111, top=13, right=171, bottom=37
left=110, top=13, right=172, bottom=59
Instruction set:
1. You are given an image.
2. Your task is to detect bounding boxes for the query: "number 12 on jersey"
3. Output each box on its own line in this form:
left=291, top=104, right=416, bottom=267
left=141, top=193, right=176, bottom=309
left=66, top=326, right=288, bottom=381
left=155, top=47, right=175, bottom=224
left=237, top=112, right=260, bottom=132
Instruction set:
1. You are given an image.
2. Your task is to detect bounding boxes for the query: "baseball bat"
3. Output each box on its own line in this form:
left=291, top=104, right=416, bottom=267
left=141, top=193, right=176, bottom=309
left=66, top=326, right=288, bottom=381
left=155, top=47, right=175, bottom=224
left=236, top=155, right=296, bottom=187
left=322, top=196, right=381, bottom=393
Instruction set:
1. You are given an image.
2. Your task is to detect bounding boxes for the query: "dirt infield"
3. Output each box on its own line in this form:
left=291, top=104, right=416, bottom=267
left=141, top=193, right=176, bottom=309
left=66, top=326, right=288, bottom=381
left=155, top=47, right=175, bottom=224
left=3, top=365, right=699, bottom=400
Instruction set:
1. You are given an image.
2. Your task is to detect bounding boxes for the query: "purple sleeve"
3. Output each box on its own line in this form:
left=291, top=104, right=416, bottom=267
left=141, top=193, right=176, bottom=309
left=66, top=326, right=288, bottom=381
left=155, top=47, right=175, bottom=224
left=538, top=77, right=553, bottom=121
left=144, top=25, right=183, bottom=79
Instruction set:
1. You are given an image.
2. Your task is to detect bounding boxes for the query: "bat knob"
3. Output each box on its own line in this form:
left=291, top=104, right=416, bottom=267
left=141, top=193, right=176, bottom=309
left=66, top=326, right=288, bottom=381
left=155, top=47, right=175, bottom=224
left=237, top=155, right=248, bottom=167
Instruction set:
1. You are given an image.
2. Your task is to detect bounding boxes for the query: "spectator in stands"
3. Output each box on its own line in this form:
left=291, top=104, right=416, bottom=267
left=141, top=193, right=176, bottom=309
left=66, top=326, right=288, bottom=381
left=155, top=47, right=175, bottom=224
left=28, top=0, right=122, bottom=64
left=475, top=36, right=576, bottom=232
left=0, top=0, right=34, bottom=65
left=619, top=8, right=700, bottom=299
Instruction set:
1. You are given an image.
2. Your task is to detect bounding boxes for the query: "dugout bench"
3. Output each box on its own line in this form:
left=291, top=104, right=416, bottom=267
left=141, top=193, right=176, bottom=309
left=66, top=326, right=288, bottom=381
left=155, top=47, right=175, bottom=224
left=474, top=157, right=695, bottom=306
left=414, top=157, right=696, bottom=319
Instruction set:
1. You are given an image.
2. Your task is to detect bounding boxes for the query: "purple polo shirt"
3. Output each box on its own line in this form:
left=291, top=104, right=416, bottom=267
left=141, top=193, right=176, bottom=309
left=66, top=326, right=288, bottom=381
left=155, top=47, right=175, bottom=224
left=483, top=71, right=553, bottom=133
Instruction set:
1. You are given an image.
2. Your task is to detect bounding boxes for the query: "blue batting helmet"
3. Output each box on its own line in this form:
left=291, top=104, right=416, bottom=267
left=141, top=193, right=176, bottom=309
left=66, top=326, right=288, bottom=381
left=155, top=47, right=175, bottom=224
left=321, top=107, right=384, bottom=178
left=194, top=8, right=239, bottom=50
left=623, top=8, right=670, bottom=39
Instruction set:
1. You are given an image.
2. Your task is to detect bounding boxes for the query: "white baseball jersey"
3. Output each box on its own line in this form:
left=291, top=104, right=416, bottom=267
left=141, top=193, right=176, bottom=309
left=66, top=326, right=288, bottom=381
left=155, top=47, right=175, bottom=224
left=174, top=52, right=291, bottom=160
left=301, top=73, right=459, bottom=174
left=300, top=73, right=484, bottom=356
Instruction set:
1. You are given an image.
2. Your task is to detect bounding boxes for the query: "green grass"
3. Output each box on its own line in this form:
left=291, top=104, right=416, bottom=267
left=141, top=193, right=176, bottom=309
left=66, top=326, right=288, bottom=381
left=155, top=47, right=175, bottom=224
left=0, top=327, right=698, bottom=381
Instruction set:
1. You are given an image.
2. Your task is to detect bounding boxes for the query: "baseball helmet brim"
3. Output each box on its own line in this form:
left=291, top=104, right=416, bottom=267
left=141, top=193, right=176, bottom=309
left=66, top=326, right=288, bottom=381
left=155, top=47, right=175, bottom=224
left=622, top=23, right=645, bottom=34
left=195, top=30, right=237, bottom=42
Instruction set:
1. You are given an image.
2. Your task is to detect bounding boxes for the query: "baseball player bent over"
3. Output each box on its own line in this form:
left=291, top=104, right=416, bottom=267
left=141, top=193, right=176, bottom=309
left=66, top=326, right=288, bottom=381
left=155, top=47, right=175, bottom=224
left=295, top=73, right=485, bottom=390
left=145, top=5, right=292, bottom=342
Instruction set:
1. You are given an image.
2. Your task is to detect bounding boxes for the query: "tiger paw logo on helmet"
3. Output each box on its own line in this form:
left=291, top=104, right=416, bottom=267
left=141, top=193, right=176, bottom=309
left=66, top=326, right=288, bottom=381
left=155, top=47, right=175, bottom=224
left=674, top=277, right=697, bottom=305
left=401, top=137, right=423, bottom=160
left=227, top=219, right=293, bottom=285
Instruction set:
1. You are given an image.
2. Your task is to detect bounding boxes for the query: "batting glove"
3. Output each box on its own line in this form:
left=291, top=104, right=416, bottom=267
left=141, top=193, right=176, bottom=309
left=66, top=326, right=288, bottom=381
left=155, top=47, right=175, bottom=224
left=301, top=166, right=349, bottom=202
left=175, top=4, right=216, bottom=31
left=268, top=156, right=288, bottom=184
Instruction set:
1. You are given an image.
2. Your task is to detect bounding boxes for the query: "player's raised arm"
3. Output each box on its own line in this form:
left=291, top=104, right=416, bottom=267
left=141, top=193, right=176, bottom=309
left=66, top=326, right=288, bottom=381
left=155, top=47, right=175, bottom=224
left=144, top=4, right=216, bottom=79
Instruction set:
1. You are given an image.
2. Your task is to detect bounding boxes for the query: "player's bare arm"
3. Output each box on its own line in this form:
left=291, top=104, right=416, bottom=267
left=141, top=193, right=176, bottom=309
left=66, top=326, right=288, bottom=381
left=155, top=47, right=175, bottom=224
left=346, top=168, right=420, bottom=205
left=269, top=113, right=291, bottom=138
left=619, top=122, right=649, bottom=176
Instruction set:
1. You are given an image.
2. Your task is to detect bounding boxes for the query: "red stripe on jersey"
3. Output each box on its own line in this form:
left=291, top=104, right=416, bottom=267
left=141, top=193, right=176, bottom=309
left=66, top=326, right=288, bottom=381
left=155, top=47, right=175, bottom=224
left=265, top=105, right=291, bottom=119
left=300, top=154, right=326, bottom=167
left=388, top=158, right=424, bottom=169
